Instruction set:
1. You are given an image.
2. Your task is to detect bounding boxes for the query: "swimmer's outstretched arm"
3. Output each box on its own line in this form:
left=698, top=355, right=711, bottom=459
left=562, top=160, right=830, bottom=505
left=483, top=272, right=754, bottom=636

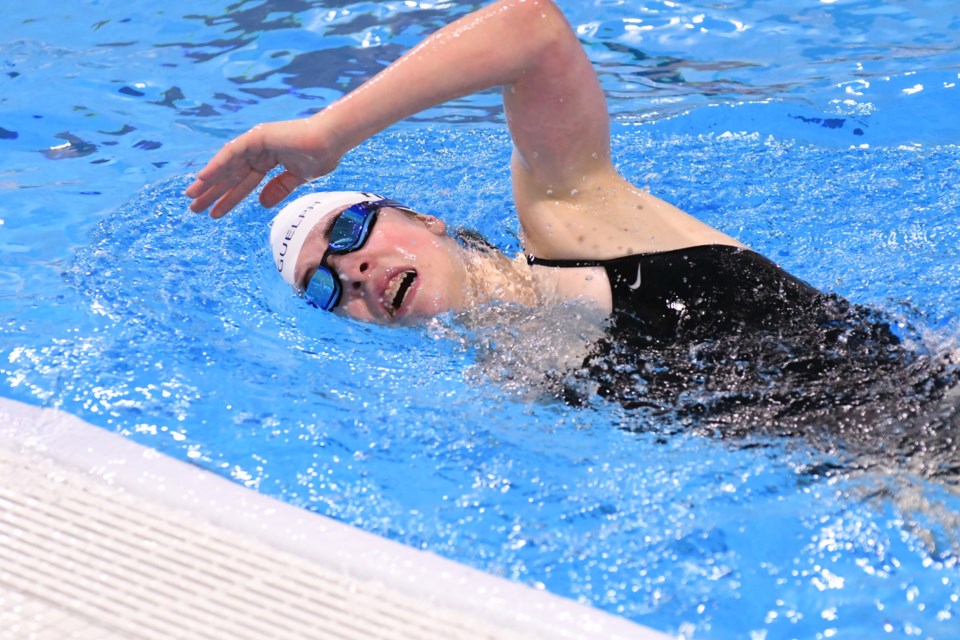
left=185, top=0, right=610, bottom=219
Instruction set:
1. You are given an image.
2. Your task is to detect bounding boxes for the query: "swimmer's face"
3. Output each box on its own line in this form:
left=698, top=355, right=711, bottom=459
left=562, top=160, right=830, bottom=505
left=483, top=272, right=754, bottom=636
left=294, top=205, right=468, bottom=324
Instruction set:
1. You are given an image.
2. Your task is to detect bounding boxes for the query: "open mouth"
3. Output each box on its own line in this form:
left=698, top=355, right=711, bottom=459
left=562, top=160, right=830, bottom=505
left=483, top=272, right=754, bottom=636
left=384, top=270, right=417, bottom=317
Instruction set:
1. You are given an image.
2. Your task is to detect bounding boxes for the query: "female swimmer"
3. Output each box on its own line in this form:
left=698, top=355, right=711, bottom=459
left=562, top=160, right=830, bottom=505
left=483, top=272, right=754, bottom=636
left=185, top=0, right=801, bottom=333
left=185, top=0, right=958, bottom=472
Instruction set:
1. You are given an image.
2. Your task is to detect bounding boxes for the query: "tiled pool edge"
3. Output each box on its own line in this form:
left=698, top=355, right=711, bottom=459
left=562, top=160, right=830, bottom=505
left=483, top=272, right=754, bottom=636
left=0, top=396, right=671, bottom=640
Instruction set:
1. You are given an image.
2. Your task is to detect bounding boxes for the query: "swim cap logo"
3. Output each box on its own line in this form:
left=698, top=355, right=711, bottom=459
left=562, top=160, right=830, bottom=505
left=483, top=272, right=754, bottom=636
left=276, top=204, right=318, bottom=273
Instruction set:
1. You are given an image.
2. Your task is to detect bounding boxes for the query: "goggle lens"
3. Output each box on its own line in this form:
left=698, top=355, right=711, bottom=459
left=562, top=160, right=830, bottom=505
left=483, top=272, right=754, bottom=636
left=304, top=266, right=342, bottom=311
left=328, top=202, right=377, bottom=252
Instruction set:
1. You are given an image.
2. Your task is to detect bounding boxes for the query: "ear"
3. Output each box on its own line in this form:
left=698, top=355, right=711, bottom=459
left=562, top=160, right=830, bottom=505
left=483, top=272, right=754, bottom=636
left=414, top=213, right=447, bottom=236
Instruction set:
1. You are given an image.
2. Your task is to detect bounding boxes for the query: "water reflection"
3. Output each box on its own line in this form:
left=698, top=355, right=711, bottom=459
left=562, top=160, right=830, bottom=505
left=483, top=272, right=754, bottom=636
left=127, top=0, right=960, bottom=126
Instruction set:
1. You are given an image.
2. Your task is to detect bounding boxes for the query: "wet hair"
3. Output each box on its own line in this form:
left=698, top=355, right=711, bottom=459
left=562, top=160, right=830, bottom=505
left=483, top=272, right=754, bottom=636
left=453, top=225, right=540, bottom=308
left=453, top=226, right=501, bottom=254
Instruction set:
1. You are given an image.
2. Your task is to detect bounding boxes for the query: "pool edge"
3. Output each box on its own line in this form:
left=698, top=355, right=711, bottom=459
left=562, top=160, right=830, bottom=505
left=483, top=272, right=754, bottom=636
left=0, top=396, right=673, bottom=639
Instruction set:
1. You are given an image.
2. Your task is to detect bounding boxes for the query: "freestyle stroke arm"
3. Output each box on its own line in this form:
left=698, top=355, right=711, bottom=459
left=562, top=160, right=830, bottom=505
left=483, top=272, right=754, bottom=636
left=185, top=0, right=610, bottom=218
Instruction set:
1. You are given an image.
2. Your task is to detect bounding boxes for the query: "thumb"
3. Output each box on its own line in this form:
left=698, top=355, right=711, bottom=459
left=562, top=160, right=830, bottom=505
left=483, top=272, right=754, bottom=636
left=260, top=171, right=306, bottom=208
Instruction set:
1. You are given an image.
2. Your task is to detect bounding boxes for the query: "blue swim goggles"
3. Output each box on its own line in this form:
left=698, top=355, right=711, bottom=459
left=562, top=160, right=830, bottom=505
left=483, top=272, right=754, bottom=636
left=303, top=199, right=414, bottom=311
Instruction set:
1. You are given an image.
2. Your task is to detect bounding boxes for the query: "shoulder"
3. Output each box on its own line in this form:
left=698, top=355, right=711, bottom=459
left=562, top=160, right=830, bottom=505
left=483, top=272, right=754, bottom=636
left=515, top=170, right=744, bottom=260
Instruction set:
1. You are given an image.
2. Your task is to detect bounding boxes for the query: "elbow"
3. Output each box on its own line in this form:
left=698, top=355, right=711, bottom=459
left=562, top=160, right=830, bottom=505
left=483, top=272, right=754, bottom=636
left=510, top=0, right=576, bottom=58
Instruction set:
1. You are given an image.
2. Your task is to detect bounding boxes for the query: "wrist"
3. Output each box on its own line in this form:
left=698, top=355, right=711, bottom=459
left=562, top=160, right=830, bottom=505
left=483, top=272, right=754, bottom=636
left=307, top=102, right=366, bottom=162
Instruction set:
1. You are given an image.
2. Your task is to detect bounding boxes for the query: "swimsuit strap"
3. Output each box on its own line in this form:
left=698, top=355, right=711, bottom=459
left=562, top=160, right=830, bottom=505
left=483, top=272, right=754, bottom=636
left=526, top=254, right=605, bottom=268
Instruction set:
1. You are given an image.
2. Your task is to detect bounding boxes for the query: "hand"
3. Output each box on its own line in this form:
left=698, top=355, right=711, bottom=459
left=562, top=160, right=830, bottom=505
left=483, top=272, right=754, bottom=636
left=185, top=118, right=340, bottom=218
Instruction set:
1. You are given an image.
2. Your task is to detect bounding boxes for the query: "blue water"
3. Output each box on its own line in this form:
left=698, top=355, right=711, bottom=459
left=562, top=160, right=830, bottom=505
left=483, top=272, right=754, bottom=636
left=3, top=1, right=960, bottom=637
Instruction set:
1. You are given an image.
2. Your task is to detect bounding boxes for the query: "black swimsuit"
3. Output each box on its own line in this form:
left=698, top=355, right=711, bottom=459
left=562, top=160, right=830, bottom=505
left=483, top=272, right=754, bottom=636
left=527, top=245, right=959, bottom=471
left=528, top=244, right=822, bottom=341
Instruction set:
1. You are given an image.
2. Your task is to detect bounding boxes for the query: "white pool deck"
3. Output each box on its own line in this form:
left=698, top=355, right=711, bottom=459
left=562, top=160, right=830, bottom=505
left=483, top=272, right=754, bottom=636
left=0, top=397, right=671, bottom=639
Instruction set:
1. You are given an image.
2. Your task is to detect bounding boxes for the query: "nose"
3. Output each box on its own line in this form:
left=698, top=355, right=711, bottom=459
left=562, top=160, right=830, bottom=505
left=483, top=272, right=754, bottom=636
left=327, top=252, right=372, bottom=296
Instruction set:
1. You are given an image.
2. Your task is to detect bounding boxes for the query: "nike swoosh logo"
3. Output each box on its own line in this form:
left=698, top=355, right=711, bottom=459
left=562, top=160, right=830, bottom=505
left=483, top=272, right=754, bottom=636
left=627, top=263, right=642, bottom=290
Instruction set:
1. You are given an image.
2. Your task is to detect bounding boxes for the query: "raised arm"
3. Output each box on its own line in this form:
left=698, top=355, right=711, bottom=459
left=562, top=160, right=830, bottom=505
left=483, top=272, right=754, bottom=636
left=185, top=0, right=610, bottom=219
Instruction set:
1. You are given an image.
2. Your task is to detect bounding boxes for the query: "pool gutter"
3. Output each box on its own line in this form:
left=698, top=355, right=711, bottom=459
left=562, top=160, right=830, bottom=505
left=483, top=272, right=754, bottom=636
left=0, top=396, right=671, bottom=639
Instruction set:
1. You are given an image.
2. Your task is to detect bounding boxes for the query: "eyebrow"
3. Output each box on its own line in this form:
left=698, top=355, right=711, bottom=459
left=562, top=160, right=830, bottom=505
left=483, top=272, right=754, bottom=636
left=319, top=207, right=341, bottom=243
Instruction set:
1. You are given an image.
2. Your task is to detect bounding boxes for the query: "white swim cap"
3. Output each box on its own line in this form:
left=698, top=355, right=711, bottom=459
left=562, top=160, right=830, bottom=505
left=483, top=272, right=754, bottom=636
left=269, top=191, right=384, bottom=286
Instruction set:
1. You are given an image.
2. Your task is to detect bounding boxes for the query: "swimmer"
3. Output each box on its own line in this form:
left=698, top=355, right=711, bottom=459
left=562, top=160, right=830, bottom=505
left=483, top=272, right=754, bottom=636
left=186, top=0, right=959, bottom=473
left=185, top=0, right=785, bottom=331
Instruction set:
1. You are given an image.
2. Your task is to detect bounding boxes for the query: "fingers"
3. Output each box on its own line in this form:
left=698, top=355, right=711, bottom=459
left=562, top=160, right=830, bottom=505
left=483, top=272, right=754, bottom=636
left=184, top=177, right=206, bottom=200
left=187, top=168, right=248, bottom=214
left=260, top=171, right=306, bottom=208
left=187, top=177, right=229, bottom=213
left=187, top=171, right=246, bottom=214
left=209, top=169, right=268, bottom=219
left=185, top=130, right=264, bottom=215
left=184, top=123, right=311, bottom=218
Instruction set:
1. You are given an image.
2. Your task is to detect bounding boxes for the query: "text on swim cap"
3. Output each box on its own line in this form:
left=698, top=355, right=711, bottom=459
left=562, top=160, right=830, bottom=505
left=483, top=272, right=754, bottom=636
left=276, top=205, right=314, bottom=273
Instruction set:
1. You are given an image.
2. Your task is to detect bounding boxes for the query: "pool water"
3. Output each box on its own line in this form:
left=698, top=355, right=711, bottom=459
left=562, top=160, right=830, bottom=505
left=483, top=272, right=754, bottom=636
left=3, top=0, right=960, bottom=637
